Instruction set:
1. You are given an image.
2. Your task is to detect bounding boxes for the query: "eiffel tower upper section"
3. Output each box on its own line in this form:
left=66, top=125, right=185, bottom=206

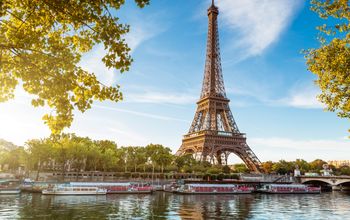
left=187, top=0, right=240, bottom=135
left=200, top=0, right=227, bottom=101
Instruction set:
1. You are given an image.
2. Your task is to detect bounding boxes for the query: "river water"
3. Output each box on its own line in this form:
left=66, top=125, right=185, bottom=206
left=0, top=191, right=350, bottom=219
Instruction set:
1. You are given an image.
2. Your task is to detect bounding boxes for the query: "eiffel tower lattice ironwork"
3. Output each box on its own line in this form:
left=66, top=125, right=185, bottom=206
left=176, top=0, right=262, bottom=173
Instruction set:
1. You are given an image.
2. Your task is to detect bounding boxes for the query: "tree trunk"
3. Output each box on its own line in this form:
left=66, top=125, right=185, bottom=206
left=76, top=164, right=79, bottom=181
left=35, top=161, right=41, bottom=181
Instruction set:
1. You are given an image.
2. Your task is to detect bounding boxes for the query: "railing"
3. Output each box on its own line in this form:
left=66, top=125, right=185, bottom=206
left=184, top=130, right=246, bottom=138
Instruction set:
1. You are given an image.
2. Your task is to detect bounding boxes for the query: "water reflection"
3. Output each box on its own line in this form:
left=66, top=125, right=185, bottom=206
left=0, top=192, right=349, bottom=219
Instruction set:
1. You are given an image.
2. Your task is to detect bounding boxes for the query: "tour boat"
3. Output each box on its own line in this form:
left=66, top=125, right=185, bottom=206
left=42, top=185, right=107, bottom=195
left=69, top=182, right=153, bottom=194
left=0, top=180, right=21, bottom=194
left=258, top=184, right=321, bottom=194
left=175, top=184, right=254, bottom=194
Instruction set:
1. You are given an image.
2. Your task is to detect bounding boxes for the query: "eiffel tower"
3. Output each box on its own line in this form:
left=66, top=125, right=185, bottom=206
left=176, top=0, right=262, bottom=173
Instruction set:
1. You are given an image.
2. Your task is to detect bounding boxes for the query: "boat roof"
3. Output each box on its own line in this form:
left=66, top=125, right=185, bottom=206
left=185, top=184, right=239, bottom=187
left=264, top=184, right=306, bottom=187
left=69, top=182, right=131, bottom=186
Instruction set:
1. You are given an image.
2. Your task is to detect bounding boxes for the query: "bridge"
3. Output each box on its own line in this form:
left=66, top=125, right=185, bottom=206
left=297, top=175, right=350, bottom=190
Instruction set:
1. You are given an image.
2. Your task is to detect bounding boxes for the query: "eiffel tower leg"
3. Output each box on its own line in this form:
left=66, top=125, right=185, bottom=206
left=216, top=151, right=222, bottom=165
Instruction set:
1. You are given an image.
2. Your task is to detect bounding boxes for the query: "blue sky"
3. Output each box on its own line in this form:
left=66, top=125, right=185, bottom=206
left=0, top=0, right=349, bottom=163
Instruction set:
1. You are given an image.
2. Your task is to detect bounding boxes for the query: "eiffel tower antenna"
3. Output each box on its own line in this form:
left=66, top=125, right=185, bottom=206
left=176, top=1, right=262, bottom=173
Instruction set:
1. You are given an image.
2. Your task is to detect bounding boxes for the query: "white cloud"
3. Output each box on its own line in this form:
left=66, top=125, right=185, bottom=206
left=279, top=84, right=325, bottom=109
left=125, top=20, right=163, bottom=53
left=93, top=104, right=187, bottom=122
left=217, top=0, right=303, bottom=59
left=226, top=81, right=326, bottom=109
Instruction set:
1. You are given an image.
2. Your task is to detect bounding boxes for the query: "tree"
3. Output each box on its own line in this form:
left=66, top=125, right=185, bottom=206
left=232, top=163, right=249, bottom=173
left=272, top=160, right=294, bottom=175
left=51, top=133, right=76, bottom=177
left=174, top=154, right=197, bottom=172
left=0, top=139, right=17, bottom=151
left=222, top=165, right=231, bottom=174
left=262, top=161, right=274, bottom=173
left=295, top=159, right=310, bottom=173
left=26, top=139, right=53, bottom=180
left=144, top=144, right=173, bottom=174
left=305, top=0, right=350, bottom=133
left=67, top=136, right=91, bottom=179
left=0, top=0, right=150, bottom=134
left=117, top=147, right=129, bottom=172
left=134, top=147, right=148, bottom=172
left=309, top=159, right=327, bottom=172
left=155, top=147, right=173, bottom=173
left=0, top=146, right=27, bottom=171
left=339, top=165, right=350, bottom=175
left=85, top=142, right=101, bottom=171
left=94, top=140, right=118, bottom=173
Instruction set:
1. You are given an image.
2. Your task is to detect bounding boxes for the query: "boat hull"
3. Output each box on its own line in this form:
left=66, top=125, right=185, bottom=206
left=175, top=191, right=252, bottom=195
left=258, top=190, right=320, bottom=194
left=0, top=189, right=21, bottom=194
left=107, top=190, right=152, bottom=194
left=42, top=191, right=106, bottom=195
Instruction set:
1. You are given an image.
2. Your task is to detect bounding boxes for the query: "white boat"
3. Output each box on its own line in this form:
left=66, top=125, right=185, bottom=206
left=42, top=185, right=107, bottom=195
left=69, top=182, right=153, bottom=194
left=258, top=184, right=321, bottom=194
left=176, top=183, right=254, bottom=194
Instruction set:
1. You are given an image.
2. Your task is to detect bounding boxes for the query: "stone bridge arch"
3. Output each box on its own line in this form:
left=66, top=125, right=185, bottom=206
left=335, top=180, right=350, bottom=186
left=302, top=179, right=333, bottom=185
left=300, top=177, right=350, bottom=186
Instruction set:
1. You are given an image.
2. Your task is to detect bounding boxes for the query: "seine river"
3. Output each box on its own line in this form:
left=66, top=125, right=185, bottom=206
left=0, top=192, right=350, bottom=219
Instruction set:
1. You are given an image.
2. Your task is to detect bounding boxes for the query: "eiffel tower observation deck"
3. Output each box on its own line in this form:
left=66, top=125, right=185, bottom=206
left=176, top=0, right=262, bottom=173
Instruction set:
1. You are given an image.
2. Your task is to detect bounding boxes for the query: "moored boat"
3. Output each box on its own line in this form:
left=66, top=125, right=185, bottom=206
left=175, top=184, right=253, bottom=194
left=0, top=180, right=21, bottom=194
left=69, top=182, right=153, bottom=194
left=42, top=185, right=107, bottom=195
left=258, top=184, right=321, bottom=194
left=20, top=180, right=52, bottom=193
left=163, top=182, right=179, bottom=193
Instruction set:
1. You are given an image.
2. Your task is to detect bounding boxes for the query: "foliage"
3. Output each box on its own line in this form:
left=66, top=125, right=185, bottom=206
left=339, top=165, right=350, bottom=175
left=305, top=0, right=350, bottom=133
left=295, top=159, right=311, bottom=173
left=207, top=166, right=223, bottom=174
left=271, top=160, right=294, bottom=175
left=2, top=136, right=350, bottom=177
left=0, top=139, right=17, bottom=151
left=0, top=146, right=27, bottom=171
left=232, top=163, right=249, bottom=173
left=262, top=161, right=274, bottom=173
left=0, top=0, right=149, bottom=134
left=309, top=159, right=327, bottom=172
left=26, top=139, right=52, bottom=180
left=222, top=165, right=231, bottom=174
